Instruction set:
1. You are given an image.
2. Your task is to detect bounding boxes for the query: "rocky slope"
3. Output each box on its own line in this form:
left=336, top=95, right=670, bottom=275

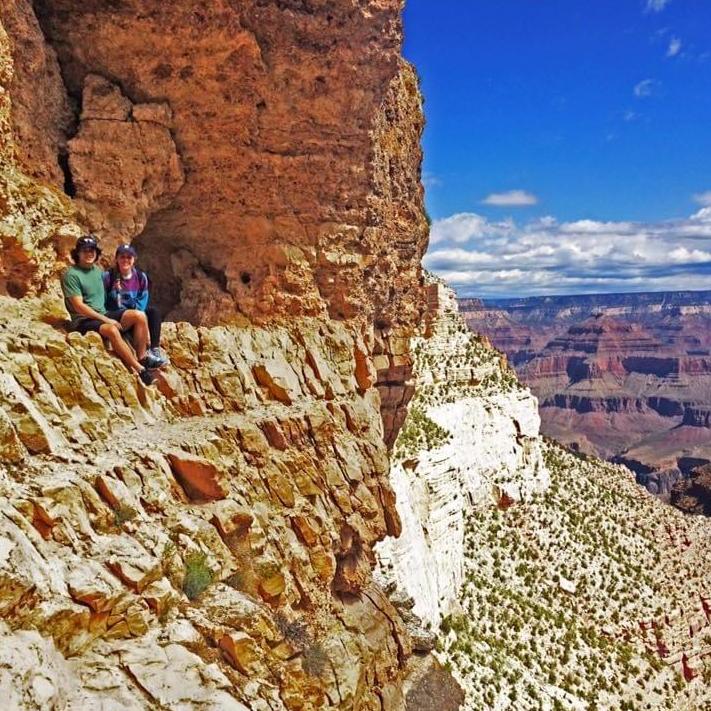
left=0, top=2, right=442, bottom=709
left=388, top=283, right=711, bottom=709
left=462, top=294, right=711, bottom=498
left=439, top=445, right=711, bottom=710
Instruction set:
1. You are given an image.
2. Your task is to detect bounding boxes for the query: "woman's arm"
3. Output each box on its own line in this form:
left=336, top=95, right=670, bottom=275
left=136, top=271, right=149, bottom=311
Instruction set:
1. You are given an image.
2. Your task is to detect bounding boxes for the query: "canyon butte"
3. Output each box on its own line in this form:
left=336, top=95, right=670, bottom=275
left=0, top=1, right=710, bottom=710
left=462, top=291, right=711, bottom=501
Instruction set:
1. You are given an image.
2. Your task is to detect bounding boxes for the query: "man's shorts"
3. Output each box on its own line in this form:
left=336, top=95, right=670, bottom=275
left=72, top=309, right=126, bottom=335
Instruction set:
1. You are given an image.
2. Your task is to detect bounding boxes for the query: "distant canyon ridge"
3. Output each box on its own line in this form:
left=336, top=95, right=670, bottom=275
left=461, top=290, right=711, bottom=508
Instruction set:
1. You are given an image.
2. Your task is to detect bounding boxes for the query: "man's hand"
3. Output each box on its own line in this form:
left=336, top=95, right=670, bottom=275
left=104, top=318, right=122, bottom=329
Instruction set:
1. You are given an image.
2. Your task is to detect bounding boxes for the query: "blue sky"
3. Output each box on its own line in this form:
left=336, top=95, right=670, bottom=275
left=404, top=0, right=711, bottom=297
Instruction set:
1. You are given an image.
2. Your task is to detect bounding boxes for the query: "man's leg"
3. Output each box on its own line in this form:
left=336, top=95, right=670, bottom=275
left=98, top=323, right=143, bottom=372
left=145, top=306, right=162, bottom=349
left=119, top=310, right=149, bottom=361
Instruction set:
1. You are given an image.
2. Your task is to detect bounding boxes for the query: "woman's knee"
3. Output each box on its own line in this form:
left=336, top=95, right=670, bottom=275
left=122, top=309, right=147, bottom=325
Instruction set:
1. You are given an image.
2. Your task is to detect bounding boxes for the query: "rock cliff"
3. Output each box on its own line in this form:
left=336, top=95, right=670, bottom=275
left=403, top=284, right=711, bottom=709
left=376, top=279, right=549, bottom=627
left=671, top=464, right=711, bottom=516
left=0, top=2, right=436, bottom=709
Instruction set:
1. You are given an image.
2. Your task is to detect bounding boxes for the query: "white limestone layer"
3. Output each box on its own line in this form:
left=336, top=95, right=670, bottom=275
left=376, top=281, right=549, bottom=626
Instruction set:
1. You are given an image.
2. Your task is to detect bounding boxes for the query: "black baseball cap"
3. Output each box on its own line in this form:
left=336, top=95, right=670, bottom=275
left=115, top=244, right=137, bottom=257
left=75, top=235, right=100, bottom=252
left=71, top=235, right=102, bottom=262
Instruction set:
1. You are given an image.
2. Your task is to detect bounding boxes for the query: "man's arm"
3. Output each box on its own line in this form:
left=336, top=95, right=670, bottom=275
left=67, top=295, right=120, bottom=326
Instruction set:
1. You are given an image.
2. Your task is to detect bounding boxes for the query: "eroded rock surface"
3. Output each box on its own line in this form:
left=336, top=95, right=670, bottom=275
left=462, top=292, right=711, bottom=494
left=671, top=464, right=711, bottom=516
left=0, top=1, right=437, bottom=708
left=0, top=0, right=78, bottom=298
left=33, top=0, right=428, bottom=333
left=0, top=295, right=417, bottom=709
left=376, top=279, right=549, bottom=626
left=68, top=74, right=185, bottom=250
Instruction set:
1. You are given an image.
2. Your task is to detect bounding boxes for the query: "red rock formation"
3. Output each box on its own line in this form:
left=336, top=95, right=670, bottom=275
left=466, top=301, right=711, bottom=494
left=33, top=0, right=428, bottom=332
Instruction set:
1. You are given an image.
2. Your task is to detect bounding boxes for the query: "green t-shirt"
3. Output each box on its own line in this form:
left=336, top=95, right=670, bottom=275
left=62, top=265, right=106, bottom=322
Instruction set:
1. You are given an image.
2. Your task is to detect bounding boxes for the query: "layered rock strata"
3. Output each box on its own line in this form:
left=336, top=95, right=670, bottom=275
left=0, top=1, right=439, bottom=708
left=465, top=297, right=711, bottom=497
left=0, top=295, right=415, bottom=709
left=376, top=280, right=549, bottom=627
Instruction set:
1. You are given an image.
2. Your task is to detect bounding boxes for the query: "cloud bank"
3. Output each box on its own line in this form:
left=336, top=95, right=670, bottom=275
left=425, top=207, right=711, bottom=298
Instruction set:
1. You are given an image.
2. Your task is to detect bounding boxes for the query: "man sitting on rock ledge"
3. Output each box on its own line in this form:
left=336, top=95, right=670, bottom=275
left=61, top=235, right=157, bottom=386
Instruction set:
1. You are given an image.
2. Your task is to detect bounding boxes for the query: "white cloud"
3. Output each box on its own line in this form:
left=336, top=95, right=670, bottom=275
left=633, top=79, right=657, bottom=98
left=693, top=191, right=711, bottom=207
left=559, top=219, right=635, bottom=234
left=666, top=36, right=682, bottom=57
left=425, top=209, right=711, bottom=298
left=646, top=0, right=672, bottom=12
left=481, top=189, right=539, bottom=207
left=429, top=212, right=514, bottom=245
left=429, top=213, right=487, bottom=245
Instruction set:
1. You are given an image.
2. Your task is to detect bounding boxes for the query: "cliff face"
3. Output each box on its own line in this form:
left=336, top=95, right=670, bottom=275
left=0, top=2, right=434, bottom=709
left=31, top=0, right=427, bottom=332
left=671, top=464, right=711, bottom=516
left=382, top=284, right=711, bottom=709
left=376, top=280, right=549, bottom=627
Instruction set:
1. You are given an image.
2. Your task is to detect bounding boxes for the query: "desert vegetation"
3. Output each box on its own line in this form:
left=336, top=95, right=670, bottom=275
left=437, top=444, right=711, bottom=710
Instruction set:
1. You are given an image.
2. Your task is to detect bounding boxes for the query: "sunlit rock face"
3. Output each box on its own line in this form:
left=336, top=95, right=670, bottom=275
left=0, top=1, right=445, bottom=708
left=376, top=279, right=550, bottom=626
left=33, top=0, right=428, bottom=332
left=0, top=0, right=78, bottom=298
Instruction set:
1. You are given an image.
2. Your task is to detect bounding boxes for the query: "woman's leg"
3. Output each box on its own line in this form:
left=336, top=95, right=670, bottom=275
left=119, top=310, right=149, bottom=361
left=145, top=306, right=162, bottom=348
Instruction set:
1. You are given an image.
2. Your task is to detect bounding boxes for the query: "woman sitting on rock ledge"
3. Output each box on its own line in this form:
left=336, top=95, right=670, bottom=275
left=104, top=243, right=169, bottom=368
left=61, top=235, right=158, bottom=386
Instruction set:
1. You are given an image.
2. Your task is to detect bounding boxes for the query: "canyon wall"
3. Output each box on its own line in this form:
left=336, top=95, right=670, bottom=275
left=376, top=280, right=549, bottom=627
left=0, top=2, right=439, bottom=709
left=463, top=294, right=711, bottom=499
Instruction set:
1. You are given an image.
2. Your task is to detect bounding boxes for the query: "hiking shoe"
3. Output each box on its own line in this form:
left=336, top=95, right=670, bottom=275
left=141, top=352, right=163, bottom=369
left=138, top=368, right=156, bottom=387
left=148, top=347, right=170, bottom=367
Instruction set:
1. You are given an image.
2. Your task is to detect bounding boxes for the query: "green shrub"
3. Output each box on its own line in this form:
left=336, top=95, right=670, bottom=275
left=182, top=551, right=214, bottom=600
left=113, top=503, right=137, bottom=527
